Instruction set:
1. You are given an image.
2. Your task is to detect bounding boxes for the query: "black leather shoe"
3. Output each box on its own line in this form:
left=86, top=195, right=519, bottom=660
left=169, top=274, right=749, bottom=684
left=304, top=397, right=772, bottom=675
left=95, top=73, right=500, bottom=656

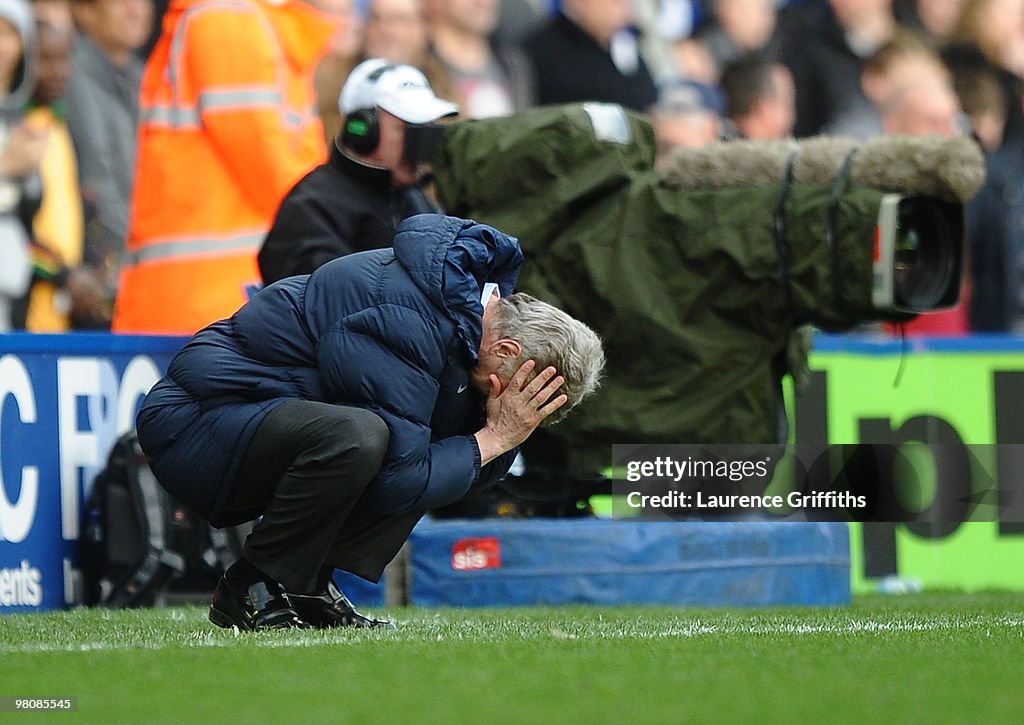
left=289, top=580, right=396, bottom=630
left=209, top=569, right=312, bottom=631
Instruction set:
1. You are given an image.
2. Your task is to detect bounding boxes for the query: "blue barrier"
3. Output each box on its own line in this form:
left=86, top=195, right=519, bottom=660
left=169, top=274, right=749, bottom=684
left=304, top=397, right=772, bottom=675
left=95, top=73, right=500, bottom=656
left=407, top=519, right=851, bottom=607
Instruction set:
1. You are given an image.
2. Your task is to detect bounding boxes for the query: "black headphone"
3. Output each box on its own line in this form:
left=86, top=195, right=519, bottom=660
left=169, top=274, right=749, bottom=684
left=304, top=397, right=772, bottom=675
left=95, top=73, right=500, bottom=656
left=341, top=64, right=397, bottom=155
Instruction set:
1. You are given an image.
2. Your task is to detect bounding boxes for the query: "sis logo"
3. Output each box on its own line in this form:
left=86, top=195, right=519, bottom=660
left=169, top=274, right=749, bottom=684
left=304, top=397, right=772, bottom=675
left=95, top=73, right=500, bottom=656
left=451, top=537, right=502, bottom=571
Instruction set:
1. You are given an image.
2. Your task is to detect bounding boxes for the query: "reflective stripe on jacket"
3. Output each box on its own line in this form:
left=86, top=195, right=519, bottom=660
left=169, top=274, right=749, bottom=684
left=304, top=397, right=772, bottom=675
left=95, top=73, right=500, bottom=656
left=113, top=0, right=336, bottom=334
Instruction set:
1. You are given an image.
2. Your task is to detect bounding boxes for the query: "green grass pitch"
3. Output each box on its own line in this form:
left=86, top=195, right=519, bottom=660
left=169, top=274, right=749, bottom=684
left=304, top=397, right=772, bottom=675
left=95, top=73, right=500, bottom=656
left=0, top=593, right=1021, bottom=724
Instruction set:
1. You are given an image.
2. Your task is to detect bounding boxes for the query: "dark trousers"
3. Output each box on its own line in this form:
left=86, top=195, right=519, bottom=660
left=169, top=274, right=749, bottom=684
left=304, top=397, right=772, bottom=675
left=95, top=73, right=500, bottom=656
left=217, top=400, right=424, bottom=593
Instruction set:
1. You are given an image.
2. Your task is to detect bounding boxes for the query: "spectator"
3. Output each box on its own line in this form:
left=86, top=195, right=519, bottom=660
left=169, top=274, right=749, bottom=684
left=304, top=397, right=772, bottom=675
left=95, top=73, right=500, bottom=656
left=950, top=57, right=1024, bottom=331
left=937, top=0, right=1024, bottom=327
left=25, top=18, right=110, bottom=330
left=633, top=0, right=701, bottom=83
left=30, top=0, right=73, bottom=32
left=65, top=0, right=153, bottom=319
left=521, top=0, right=658, bottom=111
left=778, top=0, right=898, bottom=137
left=650, top=80, right=724, bottom=158
left=943, top=0, right=1024, bottom=145
left=695, top=0, right=781, bottom=76
left=259, top=59, right=458, bottom=284
left=849, top=32, right=946, bottom=138
left=879, top=63, right=961, bottom=137
left=425, top=0, right=535, bottom=118
left=112, top=0, right=341, bottom=334
left=364, top=0, right=424, bottom=62
left=893, top=0, right=965, bottom=47
left=313, top=0, right=456, bottom=143
left=136, top=214, right=604, bottom=630
left=720, top=52, right=795, bottom=140
left=968, top=121, right=1024, bottom=331
left=954, top=64, right=1007, bottom=150
left=0, top=0, right=46, bottom=331
left=494, top=0, right=545, bottom=46
left=670, top=35, right=721, bottom=84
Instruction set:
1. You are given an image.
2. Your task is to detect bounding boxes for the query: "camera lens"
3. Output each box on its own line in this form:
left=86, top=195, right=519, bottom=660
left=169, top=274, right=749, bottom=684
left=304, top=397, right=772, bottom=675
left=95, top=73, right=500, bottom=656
left=892, top=197, right=960, bottom=311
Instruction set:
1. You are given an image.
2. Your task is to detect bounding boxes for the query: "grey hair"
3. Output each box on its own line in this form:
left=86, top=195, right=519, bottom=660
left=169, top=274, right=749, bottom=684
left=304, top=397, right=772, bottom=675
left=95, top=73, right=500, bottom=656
left=489, top=293, right=605, bottom=425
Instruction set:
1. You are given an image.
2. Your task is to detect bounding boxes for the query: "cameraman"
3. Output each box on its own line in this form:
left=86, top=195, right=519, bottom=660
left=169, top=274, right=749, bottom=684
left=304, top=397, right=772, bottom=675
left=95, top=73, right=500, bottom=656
left=258, top=58, right=459, bottom=284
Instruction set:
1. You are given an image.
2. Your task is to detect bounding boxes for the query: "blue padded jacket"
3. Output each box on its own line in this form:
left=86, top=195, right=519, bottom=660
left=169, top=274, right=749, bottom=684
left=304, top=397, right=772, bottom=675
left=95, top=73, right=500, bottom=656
left=136, top=214, right=523, bottom=520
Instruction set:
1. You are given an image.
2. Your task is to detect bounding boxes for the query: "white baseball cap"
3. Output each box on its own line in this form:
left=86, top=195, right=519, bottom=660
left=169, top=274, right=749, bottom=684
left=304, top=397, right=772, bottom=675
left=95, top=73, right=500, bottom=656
left=339, top=58, right=459, bottom=125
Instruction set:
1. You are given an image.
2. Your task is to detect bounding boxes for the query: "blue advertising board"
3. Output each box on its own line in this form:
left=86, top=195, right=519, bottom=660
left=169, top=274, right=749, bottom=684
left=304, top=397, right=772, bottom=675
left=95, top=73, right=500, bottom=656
left=0, top=334, right=183, bottom=612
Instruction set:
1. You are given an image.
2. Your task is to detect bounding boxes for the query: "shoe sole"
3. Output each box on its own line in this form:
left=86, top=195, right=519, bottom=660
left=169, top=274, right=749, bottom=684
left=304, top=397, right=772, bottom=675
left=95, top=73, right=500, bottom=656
left=209, top=606, right=252, bottom=631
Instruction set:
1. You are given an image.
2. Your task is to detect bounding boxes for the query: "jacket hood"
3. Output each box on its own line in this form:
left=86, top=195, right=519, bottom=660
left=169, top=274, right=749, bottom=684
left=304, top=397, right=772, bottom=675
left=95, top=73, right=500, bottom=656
left=0, top=0, right=34, bottom=113
left=393, top=213, right=522, bottom=363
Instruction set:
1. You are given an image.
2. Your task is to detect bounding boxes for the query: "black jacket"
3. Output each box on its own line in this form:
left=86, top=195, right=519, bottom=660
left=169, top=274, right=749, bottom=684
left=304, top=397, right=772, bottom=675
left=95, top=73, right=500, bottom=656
left=969, top=139, right=1024, bottom=331
left=259, top=142, right=410, bottom=284
left=521, top=13, right=656, bottom=112
left=776, top=1, right=875, bottom=138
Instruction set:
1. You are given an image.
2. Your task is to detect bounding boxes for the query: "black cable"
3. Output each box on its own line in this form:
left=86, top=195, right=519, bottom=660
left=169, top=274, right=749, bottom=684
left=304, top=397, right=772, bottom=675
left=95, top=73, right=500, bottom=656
left=893, top=320, right=908, bottom=388
left=774, top=147, right=800, bottom=313
left=827, top=148, right=859, bottom=316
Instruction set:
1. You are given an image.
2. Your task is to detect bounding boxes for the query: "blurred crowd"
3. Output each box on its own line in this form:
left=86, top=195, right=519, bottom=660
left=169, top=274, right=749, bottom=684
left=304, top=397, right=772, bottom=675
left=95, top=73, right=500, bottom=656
left=0, top=0, right=1021, bottom=335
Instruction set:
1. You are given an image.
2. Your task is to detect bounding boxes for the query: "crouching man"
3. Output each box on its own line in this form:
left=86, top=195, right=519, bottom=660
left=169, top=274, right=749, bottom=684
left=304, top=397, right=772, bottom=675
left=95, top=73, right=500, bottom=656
left=135, top=214, right=605, bottom=631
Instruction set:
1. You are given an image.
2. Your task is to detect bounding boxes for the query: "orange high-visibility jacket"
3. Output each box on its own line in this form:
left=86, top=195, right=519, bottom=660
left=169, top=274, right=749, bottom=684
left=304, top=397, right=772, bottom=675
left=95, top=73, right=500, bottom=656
left=113, top=0, right=336, bottom=334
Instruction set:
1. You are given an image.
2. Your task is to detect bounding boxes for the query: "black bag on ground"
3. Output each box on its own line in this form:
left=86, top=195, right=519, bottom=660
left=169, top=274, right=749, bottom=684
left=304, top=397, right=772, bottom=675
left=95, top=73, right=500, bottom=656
left=80, top=432, right=245, bottom=608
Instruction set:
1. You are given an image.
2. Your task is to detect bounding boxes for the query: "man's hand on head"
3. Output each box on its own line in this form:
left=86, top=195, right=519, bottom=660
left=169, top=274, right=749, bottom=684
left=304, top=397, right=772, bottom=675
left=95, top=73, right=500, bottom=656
left=474, top=360, right=567, bottom=466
